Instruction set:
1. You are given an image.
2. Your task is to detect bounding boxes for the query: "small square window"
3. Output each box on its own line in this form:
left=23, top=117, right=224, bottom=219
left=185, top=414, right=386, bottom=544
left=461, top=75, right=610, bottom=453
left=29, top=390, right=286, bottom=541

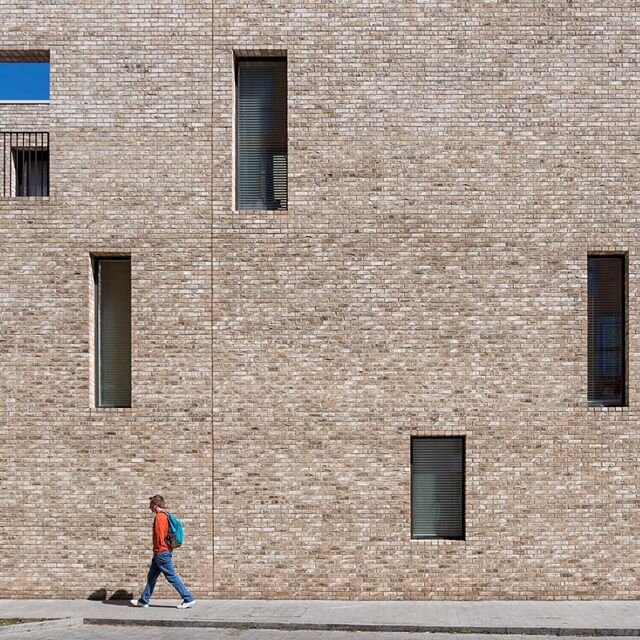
left=12, top=147, right=49, bottom=196
left=2, top=132, right=49, bottom=197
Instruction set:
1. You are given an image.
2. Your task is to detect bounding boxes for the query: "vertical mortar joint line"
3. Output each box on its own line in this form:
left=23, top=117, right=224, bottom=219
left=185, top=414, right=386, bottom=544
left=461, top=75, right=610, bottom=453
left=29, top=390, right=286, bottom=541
left=210, top=0, right=215, bottom=599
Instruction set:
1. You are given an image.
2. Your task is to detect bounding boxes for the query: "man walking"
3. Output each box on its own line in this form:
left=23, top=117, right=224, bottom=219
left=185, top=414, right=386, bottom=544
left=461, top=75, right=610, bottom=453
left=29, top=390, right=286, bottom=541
left=130, top=495, right=196, bottom=609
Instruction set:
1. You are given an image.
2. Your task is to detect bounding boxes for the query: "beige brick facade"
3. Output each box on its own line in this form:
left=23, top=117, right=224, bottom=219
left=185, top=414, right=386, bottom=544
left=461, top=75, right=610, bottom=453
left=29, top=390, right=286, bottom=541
left=1, top=1, right=638, bottom=599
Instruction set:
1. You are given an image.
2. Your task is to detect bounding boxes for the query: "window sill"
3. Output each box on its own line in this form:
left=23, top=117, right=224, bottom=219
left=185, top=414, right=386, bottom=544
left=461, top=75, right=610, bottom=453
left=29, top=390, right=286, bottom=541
left=411, top=537, right=466, bottom=544
left=92, top=406, right=132, bottom=411
left=588, top=404, right=627, bottom=411
left=233, top=209, right=288, bottom=215
left=0, top=100, right=50, bottom=104
left=2, top=196, right=50, bottom=200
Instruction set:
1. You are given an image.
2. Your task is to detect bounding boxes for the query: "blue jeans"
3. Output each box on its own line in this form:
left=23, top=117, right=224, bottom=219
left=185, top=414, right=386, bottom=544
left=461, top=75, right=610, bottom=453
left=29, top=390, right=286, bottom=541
left=140, top=551, right=193, bottom=604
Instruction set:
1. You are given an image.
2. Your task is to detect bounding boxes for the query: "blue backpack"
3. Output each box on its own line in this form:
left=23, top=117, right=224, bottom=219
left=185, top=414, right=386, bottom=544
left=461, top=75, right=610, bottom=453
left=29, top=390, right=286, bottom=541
left=165, top=512, right=184, bottom=549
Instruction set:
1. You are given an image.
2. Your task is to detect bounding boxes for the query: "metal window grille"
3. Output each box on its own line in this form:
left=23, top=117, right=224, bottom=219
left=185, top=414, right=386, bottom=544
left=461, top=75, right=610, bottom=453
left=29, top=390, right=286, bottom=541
left=2, top=132, right=49, bottom=197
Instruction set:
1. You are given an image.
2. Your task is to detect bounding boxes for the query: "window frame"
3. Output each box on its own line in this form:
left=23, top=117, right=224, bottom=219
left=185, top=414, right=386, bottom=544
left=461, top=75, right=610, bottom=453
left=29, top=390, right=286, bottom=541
left=587, top=253, right=627, bottom=408
left=0, top=51, right=50, bottom=103
left=11, top=146, right=49, bottom=196
left=410, top=436, right=466, bottom=541
left=234, top=55, right=288, bottom=212
left=93, top=256, right=132, bottom=409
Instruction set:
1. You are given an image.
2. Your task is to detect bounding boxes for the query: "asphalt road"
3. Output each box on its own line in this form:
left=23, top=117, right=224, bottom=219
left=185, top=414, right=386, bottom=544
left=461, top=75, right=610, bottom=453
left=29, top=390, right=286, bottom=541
left=4, top=626, right=640, bottom=640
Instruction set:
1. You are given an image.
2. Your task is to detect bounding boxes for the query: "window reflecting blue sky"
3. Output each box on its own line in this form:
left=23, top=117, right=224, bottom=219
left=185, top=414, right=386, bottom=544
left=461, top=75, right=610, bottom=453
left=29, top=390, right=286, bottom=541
left=0, top=63, right=49, bottom=101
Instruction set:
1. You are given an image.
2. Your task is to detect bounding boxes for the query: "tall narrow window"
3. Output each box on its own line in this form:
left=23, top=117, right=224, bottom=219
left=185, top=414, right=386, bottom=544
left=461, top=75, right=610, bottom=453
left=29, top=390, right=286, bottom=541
left=411, top=437, right=465, bottom=540
left=588, top=255, right=626, bottom=406
left=94, top=257, right=131, bottom=408
left=236, top=57, right=287, bottom=210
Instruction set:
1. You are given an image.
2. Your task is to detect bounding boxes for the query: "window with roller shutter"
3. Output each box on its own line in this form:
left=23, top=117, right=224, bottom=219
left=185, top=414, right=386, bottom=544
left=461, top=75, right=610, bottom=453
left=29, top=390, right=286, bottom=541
left=411, top=437, right=465, bottom=540
left=235, top=57, right=287, bottom=211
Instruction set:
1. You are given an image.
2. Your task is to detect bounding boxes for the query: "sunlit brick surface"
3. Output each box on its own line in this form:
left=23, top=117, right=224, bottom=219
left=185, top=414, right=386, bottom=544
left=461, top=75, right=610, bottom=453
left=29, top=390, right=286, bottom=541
left=1, top=1, right=638, bottom=599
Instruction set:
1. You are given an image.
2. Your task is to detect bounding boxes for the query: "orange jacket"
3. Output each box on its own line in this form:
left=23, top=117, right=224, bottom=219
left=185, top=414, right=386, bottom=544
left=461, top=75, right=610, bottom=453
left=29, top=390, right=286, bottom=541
left=153, top=511, right=170, bottom=554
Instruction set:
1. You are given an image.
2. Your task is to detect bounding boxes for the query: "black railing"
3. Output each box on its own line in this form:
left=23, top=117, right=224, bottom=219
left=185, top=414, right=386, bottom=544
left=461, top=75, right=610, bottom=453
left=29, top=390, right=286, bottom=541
left=2, top=132, right=49, bottom=197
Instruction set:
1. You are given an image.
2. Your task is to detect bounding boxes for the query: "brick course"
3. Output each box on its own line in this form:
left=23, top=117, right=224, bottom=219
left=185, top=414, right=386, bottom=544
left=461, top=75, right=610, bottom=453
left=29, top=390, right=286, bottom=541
left=0, top=0, right=638, bottom=599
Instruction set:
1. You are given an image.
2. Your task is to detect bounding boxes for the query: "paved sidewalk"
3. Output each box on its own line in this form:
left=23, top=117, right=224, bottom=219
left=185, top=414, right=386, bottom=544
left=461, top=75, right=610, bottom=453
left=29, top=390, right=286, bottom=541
left=1, top=599, right=640, bottom=635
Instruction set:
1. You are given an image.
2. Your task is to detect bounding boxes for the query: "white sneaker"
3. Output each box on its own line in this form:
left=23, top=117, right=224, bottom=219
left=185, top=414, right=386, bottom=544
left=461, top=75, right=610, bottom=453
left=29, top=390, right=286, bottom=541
left=130, top=599, right=149, bottom=608
left=177, top=599, right=196, bottom=609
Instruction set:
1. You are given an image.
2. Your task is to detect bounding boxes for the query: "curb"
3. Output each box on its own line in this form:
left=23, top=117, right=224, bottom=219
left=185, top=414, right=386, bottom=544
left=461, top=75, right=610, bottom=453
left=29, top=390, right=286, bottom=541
left=0, top=618, right=83, bottom=635
left=82, top=618, right=640, bottom=636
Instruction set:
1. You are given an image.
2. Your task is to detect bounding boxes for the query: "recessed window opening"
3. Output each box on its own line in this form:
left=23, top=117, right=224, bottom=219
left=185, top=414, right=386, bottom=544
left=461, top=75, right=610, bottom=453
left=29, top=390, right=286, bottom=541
left=411, top=437, right=465, bottom=540
left=0, top=51, right=50, bottom=102
left=93, top=257, right=132, bottom=408
left=235, top=57, right=287, bottom=211
left=2, top=132, right=49, bottom=197
left=588, top=255, right=626, bottom=407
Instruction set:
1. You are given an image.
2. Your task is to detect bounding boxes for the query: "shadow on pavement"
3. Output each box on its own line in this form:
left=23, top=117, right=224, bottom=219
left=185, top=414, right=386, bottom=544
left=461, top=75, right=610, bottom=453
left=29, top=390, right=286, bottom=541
left=88, top=588, right=135, bottom=605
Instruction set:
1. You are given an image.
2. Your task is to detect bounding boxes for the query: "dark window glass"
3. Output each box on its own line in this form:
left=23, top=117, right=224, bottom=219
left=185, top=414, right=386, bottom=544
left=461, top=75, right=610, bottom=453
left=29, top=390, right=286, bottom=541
left=12, top=147, right=49, bottom=196
left=411, top=437, right=465, bottom=540
left=236, top=58, right=287, bottom=210
left=588, top=256, right=626, bottom=406
left=94, top=258, right=131, bottom=408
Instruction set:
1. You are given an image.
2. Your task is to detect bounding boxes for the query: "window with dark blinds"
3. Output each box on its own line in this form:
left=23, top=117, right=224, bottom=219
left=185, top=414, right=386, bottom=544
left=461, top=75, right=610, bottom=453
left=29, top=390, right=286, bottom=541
left=95, top=257, right=131, bottom=408
left=588, top=255, right=626, bottom=406
left=411, top=437, right=465, bottom=540
left=236, top=58, right=287, bottom=211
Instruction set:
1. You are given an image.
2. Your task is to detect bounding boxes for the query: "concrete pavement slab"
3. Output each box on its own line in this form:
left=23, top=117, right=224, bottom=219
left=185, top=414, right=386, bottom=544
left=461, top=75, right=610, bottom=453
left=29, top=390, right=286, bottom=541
left=5, top=630, right=640, bottom=640
left=1, top=600, right=640, bottom=635
left=4, top=630, right=640, bottom=640
left=0, top=618, right=82, bottom=636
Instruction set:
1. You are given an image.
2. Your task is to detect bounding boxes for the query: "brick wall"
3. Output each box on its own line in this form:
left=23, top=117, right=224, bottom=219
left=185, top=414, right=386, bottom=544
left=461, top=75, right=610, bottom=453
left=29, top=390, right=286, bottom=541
left=1, top=0, right=638, bottom=599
